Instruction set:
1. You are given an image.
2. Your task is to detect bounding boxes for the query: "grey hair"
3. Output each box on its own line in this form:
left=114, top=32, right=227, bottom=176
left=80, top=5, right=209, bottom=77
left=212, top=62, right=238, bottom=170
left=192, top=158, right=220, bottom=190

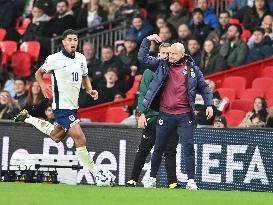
left=171, top=42, right=185, bottom=52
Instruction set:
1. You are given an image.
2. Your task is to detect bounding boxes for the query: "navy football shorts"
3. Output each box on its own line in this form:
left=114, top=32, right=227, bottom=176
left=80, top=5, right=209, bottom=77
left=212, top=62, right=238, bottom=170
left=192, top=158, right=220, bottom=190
left=53, top=109, right=80, bottom=131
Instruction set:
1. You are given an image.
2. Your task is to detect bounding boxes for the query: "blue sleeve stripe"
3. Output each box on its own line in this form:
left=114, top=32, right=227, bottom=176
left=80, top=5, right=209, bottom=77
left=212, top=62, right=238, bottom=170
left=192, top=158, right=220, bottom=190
left=52, top=71, right=59, bottom=109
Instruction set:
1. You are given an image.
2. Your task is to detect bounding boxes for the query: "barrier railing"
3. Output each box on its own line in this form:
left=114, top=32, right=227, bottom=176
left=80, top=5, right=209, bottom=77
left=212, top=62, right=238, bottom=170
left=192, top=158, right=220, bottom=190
left=50, top=17, right=128, bottom=54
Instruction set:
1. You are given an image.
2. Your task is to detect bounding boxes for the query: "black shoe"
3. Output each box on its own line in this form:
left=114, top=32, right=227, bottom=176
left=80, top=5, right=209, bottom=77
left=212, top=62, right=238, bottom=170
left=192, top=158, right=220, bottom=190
left=169, top=182, right=182, bottom=189
left=14, top=109, right=29, bottom=122
left=126, top=180, right=137, bottom=187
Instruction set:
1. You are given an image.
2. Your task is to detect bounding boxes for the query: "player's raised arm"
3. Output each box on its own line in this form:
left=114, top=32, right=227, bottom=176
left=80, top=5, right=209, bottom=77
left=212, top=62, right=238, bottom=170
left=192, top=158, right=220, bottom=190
left=82, top=75, right=98, bottom=100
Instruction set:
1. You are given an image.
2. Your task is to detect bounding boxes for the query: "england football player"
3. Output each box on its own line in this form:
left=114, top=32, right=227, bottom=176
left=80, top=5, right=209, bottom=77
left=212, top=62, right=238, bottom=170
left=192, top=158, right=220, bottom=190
left=14, top=29, right=98, bottom=177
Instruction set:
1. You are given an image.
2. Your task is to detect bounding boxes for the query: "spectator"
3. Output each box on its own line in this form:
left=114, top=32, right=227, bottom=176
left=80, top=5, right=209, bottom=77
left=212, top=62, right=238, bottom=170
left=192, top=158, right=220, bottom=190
left=167, top=0, right=189, bottom=30
left=0, top=67, right=16, bottom=97
left=119, top=35, right=139, bottom=76
left=44, top=0, right=76, bottom=38
left=67, top=0, right=82, bottom=22
left=196, top=0, right=220, bottom=29
left=247, top=14, right=273, bottom=48
left=190, top=8, right=212, bottom=45
left=97, top=67, right=135, bottom=104
left=100, top=45, right=124, bottom=80
left=241, top=0, right=271, bottom=32
left=82, top=42, right=101, bottom=88
left=22, top=3, right=51, bottom=64
left=128, top=14, right=154, bottom=44
left=159, top=26, right=173, bottom=44
left=174, top=23, right=191, bottom=51
left=115, top=0, right=139, bottom=19
left=76, top=0, right=108, bottom=30
left=0, top=90, right=20, bottom=120
left=220, top=24, right=248, bottom=67
left=44, top=103, right=55, bottom=123
left=30, top=0, right=55, bottom=16
left=245, top=27, right=273, bottom=63
left=23, top=3, right=50, bottom=41
left=200, top=39, right=227, bottom=75
left=207, top=10, right=230, bottom=47
left=14, top=77, right=27, bottom=109
left=186, top=37, right=201, bottom=66
left=227, top=0, right=253, bottom=15
left=154, top=15, right=177, bottom=39
left=239, top=96, right=269, bottom=127
left=24, top=80, right=48, bottom=119
left=213, top=116, right=227, bottom=128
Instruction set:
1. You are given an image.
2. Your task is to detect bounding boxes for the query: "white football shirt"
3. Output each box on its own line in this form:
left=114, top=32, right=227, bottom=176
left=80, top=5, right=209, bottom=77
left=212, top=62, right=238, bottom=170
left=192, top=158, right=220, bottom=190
left=42, top=51, right=88, bottom=110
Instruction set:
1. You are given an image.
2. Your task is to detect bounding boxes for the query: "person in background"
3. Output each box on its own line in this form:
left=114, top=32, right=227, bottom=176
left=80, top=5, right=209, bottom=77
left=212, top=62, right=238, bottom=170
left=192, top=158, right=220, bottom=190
left=82, top=42, right=101, bottom=88
left=45, top=103, right=55, bottom=123
left=207, top=10, right=230, bottom=47
left=239, top=96, right=269, bottom=128
left=0, top=90, right=20, bottom=120
left=190, top=8, right=212, bottom=46
left=200, top=39, right=227, bottom=75
left=128, top=14, right=154, bottom=44
left=196, top=0, right=220, bottom=29
left=245, top=27, right=273, bottom=64
left=213, top=116, right=227, bottom=128
left=44, top=0, right=76, bottom=38
left=159, top=26, right=174, bottom=44
left=118, top=35, right=139, bottom=76
left=154, top=15, right=177, bottom=38
left=167, top=0, right=189, bottom=30
left=220, top=24, right=248, bottom=67
left=186, top=37, right=201, bottom=66
left=24, top=80, right=48, bottom=119
left=14, top=77, right=28, bottom=109
left=97, top=66, right=135, bottom=104
left=174, top=23, right=191, bottom=51
left=76, top=0, right=108, bottom=30
left=247, top=14, right=273, bottom=49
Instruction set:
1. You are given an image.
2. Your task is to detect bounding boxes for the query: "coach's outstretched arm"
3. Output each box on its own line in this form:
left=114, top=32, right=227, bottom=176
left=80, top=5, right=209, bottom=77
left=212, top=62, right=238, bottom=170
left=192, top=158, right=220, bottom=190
left=137, top=34, right=162, bottom=70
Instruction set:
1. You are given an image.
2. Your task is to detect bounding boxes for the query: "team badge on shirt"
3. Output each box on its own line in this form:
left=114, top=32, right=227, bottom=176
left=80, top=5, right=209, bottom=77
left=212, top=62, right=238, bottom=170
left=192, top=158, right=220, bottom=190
left=69, top=115, right=75, bottom=121
left=159, top=119, right=164, bottom=126
left=191, top=71, right=195, bottom=78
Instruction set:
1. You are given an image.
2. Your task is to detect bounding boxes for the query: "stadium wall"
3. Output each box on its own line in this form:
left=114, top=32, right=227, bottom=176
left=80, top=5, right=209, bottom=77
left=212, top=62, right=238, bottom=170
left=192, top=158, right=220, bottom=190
left=0, top=122, right=273, bottom=192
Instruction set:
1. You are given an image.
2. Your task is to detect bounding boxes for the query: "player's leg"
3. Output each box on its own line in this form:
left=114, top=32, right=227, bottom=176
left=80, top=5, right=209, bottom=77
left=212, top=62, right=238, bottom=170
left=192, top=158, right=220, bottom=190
left=164, top=130, right=179, bottom=188
left=68, top=123, right=97, bottom=176
left=177, top=113, right=198, bottom=190
left=14, top=109, right=67, bottom=142
left=127, top=119, right=156, bottom=187
left=147, top=112, right=177, bottom=187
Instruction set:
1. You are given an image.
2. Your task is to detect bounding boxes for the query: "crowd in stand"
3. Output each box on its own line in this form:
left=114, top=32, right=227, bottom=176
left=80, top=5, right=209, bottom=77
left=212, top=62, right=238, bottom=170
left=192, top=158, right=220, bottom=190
left=0, top=0, right=273, bottom=127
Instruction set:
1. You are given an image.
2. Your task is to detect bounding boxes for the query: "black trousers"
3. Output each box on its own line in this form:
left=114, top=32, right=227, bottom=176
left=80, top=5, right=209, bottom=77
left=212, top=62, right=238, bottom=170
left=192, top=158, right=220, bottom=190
left=130, top=118, right=179, bottom=185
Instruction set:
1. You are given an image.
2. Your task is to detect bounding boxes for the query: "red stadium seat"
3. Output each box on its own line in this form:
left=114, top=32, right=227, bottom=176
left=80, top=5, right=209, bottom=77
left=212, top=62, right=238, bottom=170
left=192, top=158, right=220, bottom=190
left=222, top=76, right=246, bottom=98
left=104, top=107, right=129, bottom=123
left=11, top=51, right=32, bottom=77
left=0, top=28, right=7, bottom=41
left=20, top=41, right=40, bottom=62
left=0, top=41, right=17, bottom=64
left=224, top=109, right=246, bottom=127
left=16, top=18, right=31, bottom=35
left=229, top=18, right=240, bottom=25
left=265, top=88, right=273, bottom=101
left=239, top=88, right=264, bottom=101
left=217, top=88, right=236, bottom=102
left=267, top=99, right=273, bottom=107
left=260, top=66, right=273, bottom=78
left=241, top=29, right=251, bottom=42
left=230, top=99, right=253, bottom=113
left=252, top=77, right=273, bottom=93
left=126, top=75, right=142, bottom=98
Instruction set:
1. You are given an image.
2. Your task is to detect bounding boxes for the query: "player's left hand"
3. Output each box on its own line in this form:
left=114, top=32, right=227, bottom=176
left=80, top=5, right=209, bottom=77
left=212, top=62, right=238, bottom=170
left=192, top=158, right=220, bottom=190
left=88, top=90, right=98, bottom=100
left=206, top=106, right=213, bottom=119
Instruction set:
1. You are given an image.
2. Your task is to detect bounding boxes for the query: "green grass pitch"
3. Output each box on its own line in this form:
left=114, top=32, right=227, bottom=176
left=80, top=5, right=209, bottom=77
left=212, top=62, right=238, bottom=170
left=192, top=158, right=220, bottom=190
left=0, top=182, right=272, bottom=205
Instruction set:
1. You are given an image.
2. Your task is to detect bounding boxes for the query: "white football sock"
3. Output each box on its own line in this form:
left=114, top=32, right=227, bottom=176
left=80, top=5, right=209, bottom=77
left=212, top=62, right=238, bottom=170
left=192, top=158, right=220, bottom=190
left=24, top=116, right=54, bottom=136
left=76, top=146, right=97, bottom=176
